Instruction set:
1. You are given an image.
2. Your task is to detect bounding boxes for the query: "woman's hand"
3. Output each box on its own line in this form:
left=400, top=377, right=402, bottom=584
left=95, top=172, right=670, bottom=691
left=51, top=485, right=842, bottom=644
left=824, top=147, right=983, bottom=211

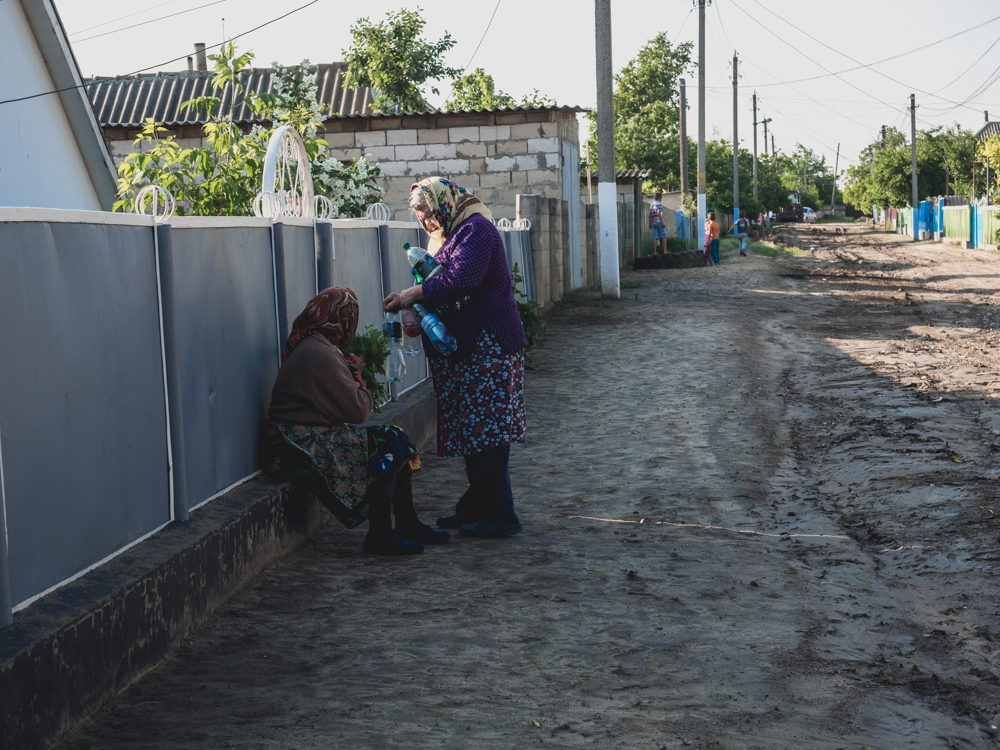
left=382, top=293, right=403, bottom=312
left=399, top=285, right=424, bottom=308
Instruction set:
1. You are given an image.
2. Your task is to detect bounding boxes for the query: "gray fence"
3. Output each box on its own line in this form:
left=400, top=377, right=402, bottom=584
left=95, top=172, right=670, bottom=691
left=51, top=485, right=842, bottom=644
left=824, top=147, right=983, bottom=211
left=0, top=211, right=531, bottom=624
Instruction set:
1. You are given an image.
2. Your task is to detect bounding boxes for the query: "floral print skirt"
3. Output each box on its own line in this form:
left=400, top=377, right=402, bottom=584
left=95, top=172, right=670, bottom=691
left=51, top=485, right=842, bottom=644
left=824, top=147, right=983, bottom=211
left=264, top=423, right=419, bottom=529
left=428, top=330, right=526, bottom=459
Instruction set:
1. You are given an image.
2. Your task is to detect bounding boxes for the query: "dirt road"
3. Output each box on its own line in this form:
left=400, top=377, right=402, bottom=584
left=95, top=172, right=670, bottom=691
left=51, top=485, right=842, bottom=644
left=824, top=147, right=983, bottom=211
left=59, top=225, right=1000, bottom=749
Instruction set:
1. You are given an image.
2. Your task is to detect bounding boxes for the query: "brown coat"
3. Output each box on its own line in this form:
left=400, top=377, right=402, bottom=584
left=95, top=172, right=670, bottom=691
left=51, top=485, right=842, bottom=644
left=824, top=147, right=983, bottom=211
left=267, top=334, right=373, bottom=426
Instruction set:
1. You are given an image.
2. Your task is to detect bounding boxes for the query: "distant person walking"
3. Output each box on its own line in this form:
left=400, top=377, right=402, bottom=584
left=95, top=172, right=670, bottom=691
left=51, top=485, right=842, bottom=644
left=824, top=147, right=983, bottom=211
left=649, top=192, right=667, bottom=254
left=706, top=211, right=721, bottom=266
left=735, top=210, right=751, bottom=257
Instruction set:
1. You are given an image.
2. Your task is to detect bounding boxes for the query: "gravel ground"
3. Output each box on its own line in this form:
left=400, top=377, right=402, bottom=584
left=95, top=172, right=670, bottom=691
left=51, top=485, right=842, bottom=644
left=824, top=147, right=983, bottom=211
left=58, top=225, right=1000, bottom=750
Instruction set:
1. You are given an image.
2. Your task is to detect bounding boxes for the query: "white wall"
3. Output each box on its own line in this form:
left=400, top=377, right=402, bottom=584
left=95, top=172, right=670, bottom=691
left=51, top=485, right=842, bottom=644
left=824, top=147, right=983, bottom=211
left=0, top=0, right=102, bottom=210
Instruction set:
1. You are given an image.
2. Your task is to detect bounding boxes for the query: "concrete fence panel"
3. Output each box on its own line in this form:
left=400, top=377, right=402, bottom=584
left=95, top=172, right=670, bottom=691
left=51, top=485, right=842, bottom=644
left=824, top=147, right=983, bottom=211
left=0, top=214, right=170, bottom=608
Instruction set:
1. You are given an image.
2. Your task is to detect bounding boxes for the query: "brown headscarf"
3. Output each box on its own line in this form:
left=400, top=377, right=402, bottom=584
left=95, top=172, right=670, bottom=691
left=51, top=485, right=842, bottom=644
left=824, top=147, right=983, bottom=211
left=282, top=287, right=359, bottom=362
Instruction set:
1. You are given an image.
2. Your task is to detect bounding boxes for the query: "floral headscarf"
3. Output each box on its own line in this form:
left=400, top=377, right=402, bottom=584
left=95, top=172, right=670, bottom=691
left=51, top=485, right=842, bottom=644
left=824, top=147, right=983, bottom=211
left=411, top=177, right=492, bottom=237
left=282, top=287, right=359, bottom=362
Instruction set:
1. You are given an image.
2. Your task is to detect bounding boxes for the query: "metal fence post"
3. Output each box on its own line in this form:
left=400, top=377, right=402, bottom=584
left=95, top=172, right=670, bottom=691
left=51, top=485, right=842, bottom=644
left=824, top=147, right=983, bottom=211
left=0, top=421, right=11, bottom=626
left=156, top=225, right=190, bottom=522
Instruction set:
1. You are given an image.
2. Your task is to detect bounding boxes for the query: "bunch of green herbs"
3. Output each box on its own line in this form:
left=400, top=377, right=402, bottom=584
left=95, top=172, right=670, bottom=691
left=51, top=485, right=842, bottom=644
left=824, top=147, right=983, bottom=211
left=345, top=324, right=390, bottom=411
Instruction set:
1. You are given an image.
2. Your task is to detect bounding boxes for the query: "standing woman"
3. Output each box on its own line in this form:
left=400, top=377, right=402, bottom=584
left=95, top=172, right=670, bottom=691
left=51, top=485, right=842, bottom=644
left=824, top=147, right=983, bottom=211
left=383, top=177, right=527, bottom=538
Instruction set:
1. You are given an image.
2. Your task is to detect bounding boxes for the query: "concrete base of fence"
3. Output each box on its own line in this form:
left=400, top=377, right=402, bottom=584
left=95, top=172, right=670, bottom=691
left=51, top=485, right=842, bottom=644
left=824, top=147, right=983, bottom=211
left=632, top=250, right=707, bottom=270
left=0, top=381, right=436, bottom=750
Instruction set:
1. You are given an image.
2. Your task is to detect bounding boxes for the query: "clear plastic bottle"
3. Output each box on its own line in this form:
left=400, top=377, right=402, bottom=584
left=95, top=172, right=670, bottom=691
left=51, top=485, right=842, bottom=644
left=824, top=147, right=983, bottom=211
left=404, top=242, right=442, bottom=283
left=401, top=309, right=423, bottom=356
left=412, top=303, right=457, bottom=355
left=382, top=312, right=406, bottom=382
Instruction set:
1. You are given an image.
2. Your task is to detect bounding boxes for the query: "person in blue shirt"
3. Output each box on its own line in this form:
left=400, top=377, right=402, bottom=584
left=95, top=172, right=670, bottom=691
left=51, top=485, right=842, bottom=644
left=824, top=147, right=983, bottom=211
left=649, top=192, right=667, bottom=254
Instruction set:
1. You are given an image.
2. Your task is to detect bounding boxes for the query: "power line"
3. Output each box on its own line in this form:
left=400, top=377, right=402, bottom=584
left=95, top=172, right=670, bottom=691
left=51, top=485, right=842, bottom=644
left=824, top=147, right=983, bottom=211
left=462, top=0, right=502, bottom=72
left=728, top=0, right=903, bottom=115
left=671, top=8, right=694, bottom=47
left=0, top=0, right=319, bottom=107
left=68, top=0, right=184, bottom=37
left=741, top=0, right=986, bottom=115
left=73, top=1, right=227, bottom=44
left=746, top=12, right=1000, bottom=89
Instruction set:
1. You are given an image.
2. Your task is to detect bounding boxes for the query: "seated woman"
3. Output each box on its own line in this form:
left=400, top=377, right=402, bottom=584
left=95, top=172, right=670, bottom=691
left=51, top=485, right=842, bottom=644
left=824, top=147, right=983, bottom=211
left=262, top=286, right=449, bottom=555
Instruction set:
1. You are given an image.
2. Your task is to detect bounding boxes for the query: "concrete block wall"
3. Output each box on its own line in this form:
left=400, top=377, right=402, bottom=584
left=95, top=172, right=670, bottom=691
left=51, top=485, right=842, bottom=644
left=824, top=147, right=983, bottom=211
left=516, top=194, right=576, bottom=310
left=322, top=116, right=578, bottom=223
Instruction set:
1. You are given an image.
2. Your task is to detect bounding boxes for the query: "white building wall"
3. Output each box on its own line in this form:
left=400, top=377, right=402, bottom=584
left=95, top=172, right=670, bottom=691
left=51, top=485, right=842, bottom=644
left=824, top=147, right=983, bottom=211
left=0, top=0, right=102, bottom=210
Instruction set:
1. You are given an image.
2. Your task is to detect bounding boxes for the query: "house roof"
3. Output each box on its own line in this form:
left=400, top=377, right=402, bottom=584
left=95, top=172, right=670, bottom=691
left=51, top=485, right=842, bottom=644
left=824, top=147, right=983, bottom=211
left=86, top=63, right=374, bottom=128
left=976, top=120, right=1000, bottom=141
left=86, top=64, right=586, bottom=129
left=19, top=0, right=118, bottom=208
left=581, top=169, right=653, bottom=182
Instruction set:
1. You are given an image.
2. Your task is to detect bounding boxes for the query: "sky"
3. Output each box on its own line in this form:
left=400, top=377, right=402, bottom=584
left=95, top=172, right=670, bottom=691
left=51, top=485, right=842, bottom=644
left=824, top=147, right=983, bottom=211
left=56, top=0, right=1000, bottom=184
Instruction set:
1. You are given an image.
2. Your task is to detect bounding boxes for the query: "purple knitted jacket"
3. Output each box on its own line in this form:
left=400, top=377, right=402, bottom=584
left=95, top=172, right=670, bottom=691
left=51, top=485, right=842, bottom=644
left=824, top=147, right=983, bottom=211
left=421, top=214, right=528, bottom=357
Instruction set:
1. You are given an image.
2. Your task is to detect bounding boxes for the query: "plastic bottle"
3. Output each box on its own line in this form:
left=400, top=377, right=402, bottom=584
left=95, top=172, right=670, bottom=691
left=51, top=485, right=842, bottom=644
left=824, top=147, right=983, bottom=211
left=401, top=309, right=423, bottom=356
left=412, top=303, right=457, bottom=356
left=404, top=242, right=442, bottom=283
left=382, top=312, right=406, bottom=382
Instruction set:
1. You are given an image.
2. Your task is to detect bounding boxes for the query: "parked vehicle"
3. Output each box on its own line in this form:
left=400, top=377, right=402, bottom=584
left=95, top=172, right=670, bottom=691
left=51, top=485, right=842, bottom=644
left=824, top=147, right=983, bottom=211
left=803, top=206, right=817, bottom=223
left=777, top=191, right=804, bottom=223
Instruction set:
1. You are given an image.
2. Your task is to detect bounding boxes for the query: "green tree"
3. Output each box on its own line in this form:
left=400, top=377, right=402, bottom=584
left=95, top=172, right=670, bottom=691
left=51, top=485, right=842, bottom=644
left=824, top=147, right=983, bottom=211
left=843, top=125, right=977, bottom=212
left=446, top=68, right=515, bottom=110
left=584, top=33, right=693, bottom=190
left=114, top=42, right=382, bottom=217
left=342, top=8, right=461, bottom=113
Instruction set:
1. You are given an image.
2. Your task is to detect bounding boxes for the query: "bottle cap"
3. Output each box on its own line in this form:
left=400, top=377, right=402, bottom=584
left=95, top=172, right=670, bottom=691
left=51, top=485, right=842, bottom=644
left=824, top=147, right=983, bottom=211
left=403, top=243, right=411, bottom=250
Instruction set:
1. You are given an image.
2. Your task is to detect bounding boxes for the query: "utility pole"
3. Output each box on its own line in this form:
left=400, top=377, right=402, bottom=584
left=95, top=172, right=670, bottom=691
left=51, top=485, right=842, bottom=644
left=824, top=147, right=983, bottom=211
left=880, top=125, right=886, bottom=149
left=679, top=78, right=688, bottom=196
left=697, top=0, right=709, bottom=236
left=752, top=91, right=758, bottom=200
left=595, top=0, right=619, bottom=299
left=911, top=93, right=918, bottom=240
left=830, top=143, right=839, bottom=210
left=771, top=133, right=776, bottom=157
left=762, top=116, right=770, bottom=158
left=732, top=51, right=739, bottom=224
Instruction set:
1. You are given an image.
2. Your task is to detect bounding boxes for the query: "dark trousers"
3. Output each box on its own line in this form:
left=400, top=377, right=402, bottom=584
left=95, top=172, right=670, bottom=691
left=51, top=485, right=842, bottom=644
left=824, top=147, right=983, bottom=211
left=366, top=465, right=420, bottom=541
left=454, top=445, right=518, bottom=524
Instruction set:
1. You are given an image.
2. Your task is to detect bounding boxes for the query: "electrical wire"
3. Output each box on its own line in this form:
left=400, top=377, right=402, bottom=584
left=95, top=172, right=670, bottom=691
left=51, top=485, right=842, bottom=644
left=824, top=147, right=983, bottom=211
left=746, top=12, right=1000, bottom=89
left=741, top=0, right=987, bottom=115
left=462, top=0, right=502, bottom=73
left=0, top=0, right=319, bottom=107
left=671, top=8, right=694, bottom=47
left=73, top=1, right=227, bottom=44
left=68, top=0, right=184, bottom=37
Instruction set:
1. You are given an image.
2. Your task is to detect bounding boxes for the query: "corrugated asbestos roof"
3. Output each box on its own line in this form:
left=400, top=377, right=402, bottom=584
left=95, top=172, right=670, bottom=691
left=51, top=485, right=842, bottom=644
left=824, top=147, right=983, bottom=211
left=976, top=121, right=1000, bottom=141
left=86, top=63, right=373, bottom=128
left=86, top=63, right=587, bottom=128
left=581, top=169, right=653, bottom=180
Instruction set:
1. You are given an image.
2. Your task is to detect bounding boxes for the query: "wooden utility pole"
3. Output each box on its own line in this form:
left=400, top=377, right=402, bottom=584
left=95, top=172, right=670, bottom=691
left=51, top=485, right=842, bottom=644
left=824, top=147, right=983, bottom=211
left=595, top=0, right=619, bottom=298
left=830, top=143, right=839, bottom=210
left=680, top=78, right=688, bottom=196
left=752, top=91, right=758, bottom=200
left=771, top=133, right=776, bottom=157
left=732, top=52, right=739, bottom=224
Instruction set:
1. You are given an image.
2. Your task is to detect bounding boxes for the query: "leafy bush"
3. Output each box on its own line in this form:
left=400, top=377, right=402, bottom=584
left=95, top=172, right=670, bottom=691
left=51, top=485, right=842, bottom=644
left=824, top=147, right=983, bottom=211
left=666, top=237, right=692, bottom=253
left=114, top=42, right=383, bottom=217
left=511, top=263, right=544, bottom=363
left=344, top=325, right=390, bottom=411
